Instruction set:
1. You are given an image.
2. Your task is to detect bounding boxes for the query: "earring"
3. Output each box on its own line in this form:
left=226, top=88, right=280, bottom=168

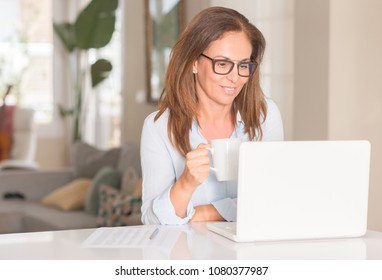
left=192, top=70, right=197, bottom=74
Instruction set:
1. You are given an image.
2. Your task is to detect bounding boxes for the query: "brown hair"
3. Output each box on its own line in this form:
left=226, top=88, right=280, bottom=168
left=155, top=6, right=267, bottom=157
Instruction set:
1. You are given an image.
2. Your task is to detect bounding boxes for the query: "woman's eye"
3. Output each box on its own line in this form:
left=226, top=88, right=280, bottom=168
left=216, top=61, right=230, bottom=68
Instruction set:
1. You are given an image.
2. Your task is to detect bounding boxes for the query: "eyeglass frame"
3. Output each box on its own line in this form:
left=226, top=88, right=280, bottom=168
left=199, top=53, right=257, bottom=77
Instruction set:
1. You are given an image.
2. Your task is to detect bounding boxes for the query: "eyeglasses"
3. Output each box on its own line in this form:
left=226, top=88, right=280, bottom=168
left=200, top=53, right=257, bottom=77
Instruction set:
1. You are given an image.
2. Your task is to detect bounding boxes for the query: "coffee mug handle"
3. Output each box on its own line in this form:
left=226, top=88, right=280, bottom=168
left=205, top=147, right=217, bottom=174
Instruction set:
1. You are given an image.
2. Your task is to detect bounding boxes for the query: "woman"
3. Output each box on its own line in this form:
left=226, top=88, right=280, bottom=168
left=141, top=7, right=283, bottom=225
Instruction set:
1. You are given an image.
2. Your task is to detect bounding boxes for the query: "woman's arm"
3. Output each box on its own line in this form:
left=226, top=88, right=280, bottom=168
left=170, top=143, right=211, bottom=218
left=141, top=112, right=229, bottom=224
left=189, top=204, right=224, bottom=222
left=141, top=113, right=211, bottom=225
left=141, top=113, right=182, bottom=224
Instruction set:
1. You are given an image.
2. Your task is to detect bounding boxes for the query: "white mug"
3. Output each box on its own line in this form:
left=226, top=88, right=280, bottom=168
left=207, top=138, right=242, bottom=181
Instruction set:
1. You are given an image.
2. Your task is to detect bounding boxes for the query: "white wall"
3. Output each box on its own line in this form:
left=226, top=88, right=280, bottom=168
left=293, top=0, right=382, bottom=231
left=122, top=0, right=155, bottom=144
left=328, top=0, right=382, bottom=231
left=293, top=0, right=329, bottom=140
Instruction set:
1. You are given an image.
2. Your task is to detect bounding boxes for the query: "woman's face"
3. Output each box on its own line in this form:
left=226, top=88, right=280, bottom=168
left=194, top=31, right=253, bottom=108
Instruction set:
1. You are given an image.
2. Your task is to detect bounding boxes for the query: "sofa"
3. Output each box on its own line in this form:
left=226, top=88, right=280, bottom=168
left=0, top=142, right=143, bottom=234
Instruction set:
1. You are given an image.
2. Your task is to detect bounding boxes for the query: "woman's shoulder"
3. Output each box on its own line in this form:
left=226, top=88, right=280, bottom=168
left=265, top=97, right=279, bottom=113
left=141, top=109, right=173, bottom=147
left=143, top=109, right=170, bottom=129
left=262, top=97, right=284, bottom=140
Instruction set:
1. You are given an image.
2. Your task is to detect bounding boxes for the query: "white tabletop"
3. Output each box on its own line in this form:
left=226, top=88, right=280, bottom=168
left=0, top=223, right=382, bottom=260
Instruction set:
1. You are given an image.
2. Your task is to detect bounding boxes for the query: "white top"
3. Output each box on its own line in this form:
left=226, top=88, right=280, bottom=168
left=140, top=98, right=284, bottom=225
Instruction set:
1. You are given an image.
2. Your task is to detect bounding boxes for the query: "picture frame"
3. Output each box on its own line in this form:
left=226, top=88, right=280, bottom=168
left=145, top=0, right=185, bottom=103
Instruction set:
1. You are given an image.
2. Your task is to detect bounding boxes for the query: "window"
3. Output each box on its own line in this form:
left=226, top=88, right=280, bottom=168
left=83, top=4, right=123, bottom=148
left=0, top=0, right=123, bottom=146
left=0, top=0, right=53, bottom=124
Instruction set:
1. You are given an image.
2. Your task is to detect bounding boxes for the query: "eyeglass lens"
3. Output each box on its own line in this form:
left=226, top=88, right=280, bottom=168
left=214, top=60, right=255, bottom=76
left=201, top=54, right=256, bottom=77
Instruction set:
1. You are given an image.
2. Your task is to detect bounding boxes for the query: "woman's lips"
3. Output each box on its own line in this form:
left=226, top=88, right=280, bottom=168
left=221, top=86, right=236, bottom=94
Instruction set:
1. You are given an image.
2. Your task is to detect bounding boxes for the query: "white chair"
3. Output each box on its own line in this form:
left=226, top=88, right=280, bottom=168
left=0, top=107, right=39, bottom=171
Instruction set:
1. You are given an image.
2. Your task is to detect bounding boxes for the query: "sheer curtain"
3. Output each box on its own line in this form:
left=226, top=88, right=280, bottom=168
left=82, top=8, right=123, bottom=149
left=61, top=0, right=123, bottom=149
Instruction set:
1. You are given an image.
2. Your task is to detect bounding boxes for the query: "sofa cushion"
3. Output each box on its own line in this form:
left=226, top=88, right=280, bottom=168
left=41, top=178, right=92, bottom=211
left=0, top=200, right=97, bottom=232
left=120, top=167, right=140, bottom=196
left=132, top=177, right=142, bottom=198
left=96, top=184, right=141, bottom=227
left=84, top=166, right=122, bottom=215
left=116, top=142, right=141, bottom=175
left=71, top=141, right=121, bottom=178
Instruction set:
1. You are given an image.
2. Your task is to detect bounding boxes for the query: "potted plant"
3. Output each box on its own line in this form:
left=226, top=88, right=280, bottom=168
left=54, top=0, right=119, bottom=141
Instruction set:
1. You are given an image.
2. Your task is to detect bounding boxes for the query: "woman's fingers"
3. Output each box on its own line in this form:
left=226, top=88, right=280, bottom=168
left=183, top=143, right=211, bottom=185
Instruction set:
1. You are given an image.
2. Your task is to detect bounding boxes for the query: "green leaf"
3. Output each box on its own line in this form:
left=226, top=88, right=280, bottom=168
left=75, top=0, right=119, bottom=49
left=53, top=22, right=76, bottom=53
left=58, top=104, right=76, bottom=118
left=91, top=59, right=112, bottom=87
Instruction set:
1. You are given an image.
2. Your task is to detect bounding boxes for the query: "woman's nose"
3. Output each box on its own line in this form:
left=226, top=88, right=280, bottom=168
left=226, top=66, right=239, bottom=83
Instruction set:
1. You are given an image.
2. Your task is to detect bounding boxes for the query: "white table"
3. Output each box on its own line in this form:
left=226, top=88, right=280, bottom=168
left=0, top=223, right=382, bottom=260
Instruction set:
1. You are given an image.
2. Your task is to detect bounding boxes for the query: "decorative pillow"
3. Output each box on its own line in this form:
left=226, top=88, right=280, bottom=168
left=97, top=184, right=142, bottom=227
left=41, top=178, right=92, bottom=211
left=71, top=141, right=121, bottom=178
left=132, top=177, right=142, bottom=198
left=84, top=166, right=122, bottom=215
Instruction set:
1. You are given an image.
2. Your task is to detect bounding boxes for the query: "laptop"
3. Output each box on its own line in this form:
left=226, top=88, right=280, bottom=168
left=207, top=140, right=371, bottom=242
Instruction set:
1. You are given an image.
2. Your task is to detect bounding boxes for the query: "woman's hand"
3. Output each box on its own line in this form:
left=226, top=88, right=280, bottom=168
left=190, top=204, right=224, bottom=222
left=180, top=143, right=211, bottom=190
left=170, top=143, right=211, bottom=218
